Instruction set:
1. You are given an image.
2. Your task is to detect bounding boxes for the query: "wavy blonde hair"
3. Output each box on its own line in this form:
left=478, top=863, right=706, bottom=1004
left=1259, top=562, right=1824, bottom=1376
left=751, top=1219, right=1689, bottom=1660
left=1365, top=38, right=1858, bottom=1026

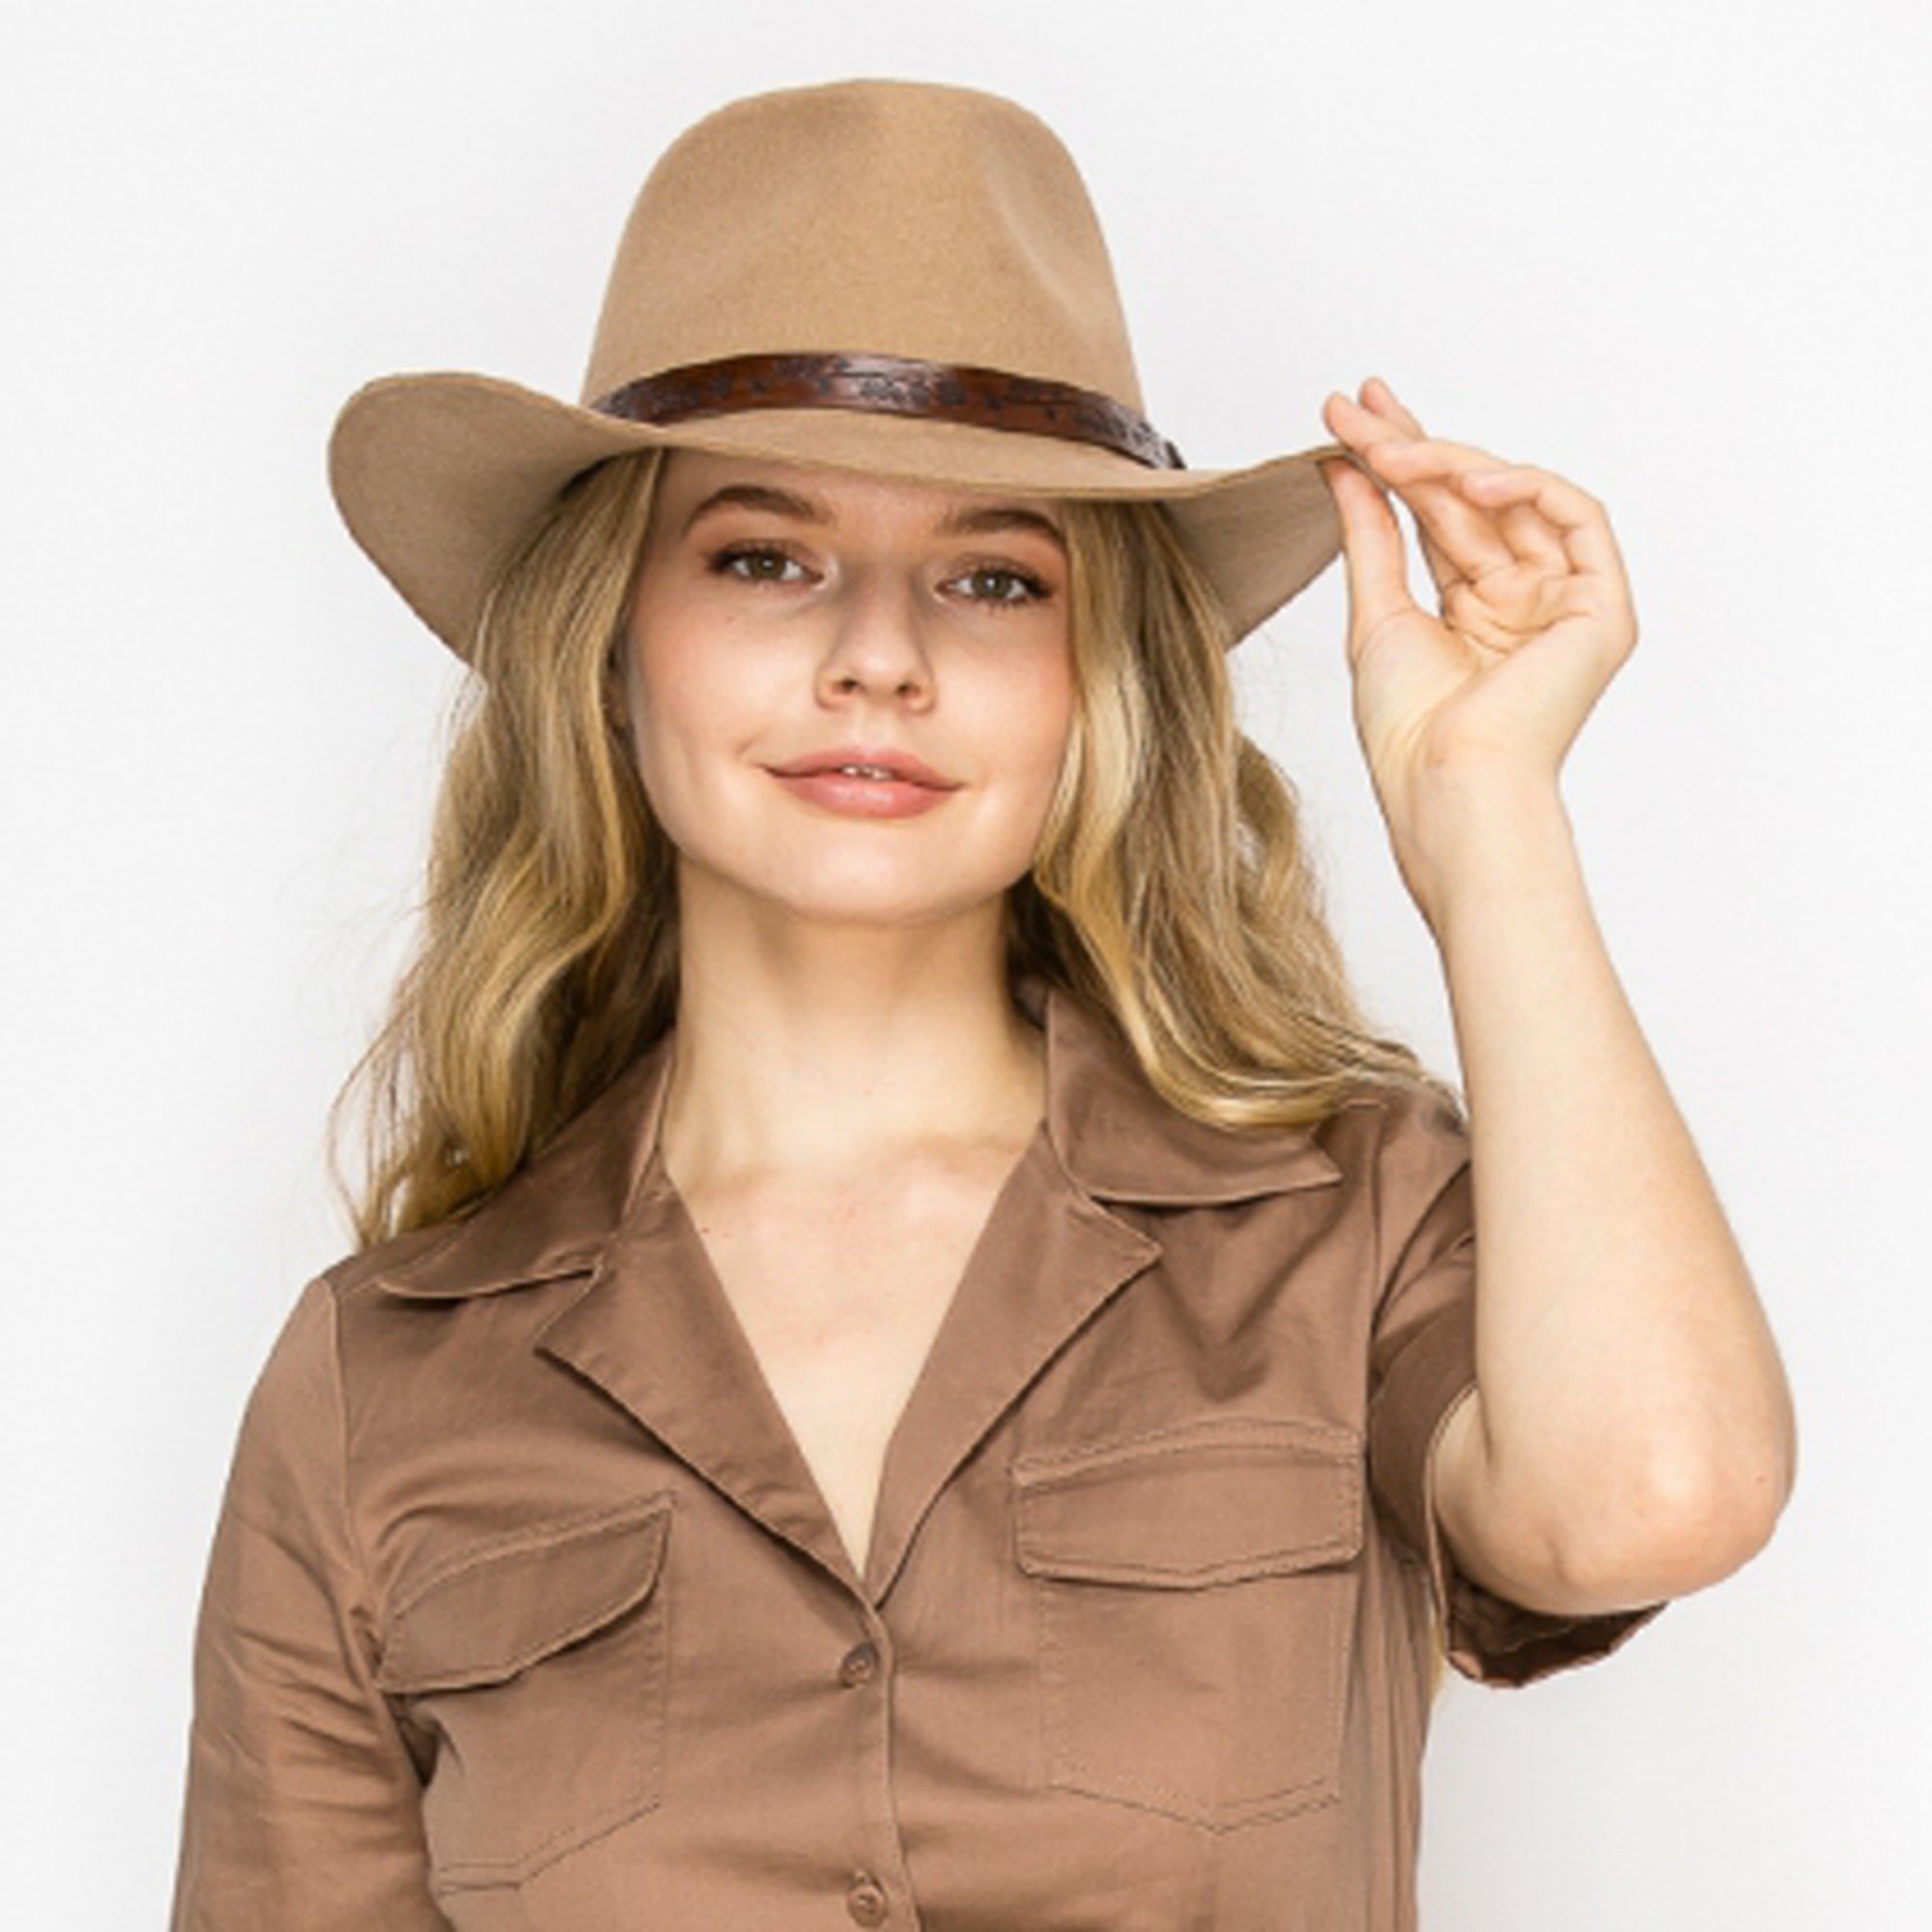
left=325, top=445, right=1466, bottom=1689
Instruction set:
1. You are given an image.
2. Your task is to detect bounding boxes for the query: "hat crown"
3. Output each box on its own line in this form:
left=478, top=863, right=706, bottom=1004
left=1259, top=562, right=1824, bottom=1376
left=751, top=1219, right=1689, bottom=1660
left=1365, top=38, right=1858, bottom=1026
left=580, top=79, right=1146, bottom=412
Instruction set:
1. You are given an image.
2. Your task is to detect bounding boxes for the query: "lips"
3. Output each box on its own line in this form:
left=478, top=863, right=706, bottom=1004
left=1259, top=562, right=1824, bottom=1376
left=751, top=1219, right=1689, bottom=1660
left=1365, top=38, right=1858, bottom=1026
left=767, top=747, right=958, bottom=789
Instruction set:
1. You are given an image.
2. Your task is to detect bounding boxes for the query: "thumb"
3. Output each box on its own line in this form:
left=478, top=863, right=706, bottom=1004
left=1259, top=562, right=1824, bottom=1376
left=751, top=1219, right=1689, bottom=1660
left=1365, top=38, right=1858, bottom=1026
left=1319, top=455, right=1414, bottom=650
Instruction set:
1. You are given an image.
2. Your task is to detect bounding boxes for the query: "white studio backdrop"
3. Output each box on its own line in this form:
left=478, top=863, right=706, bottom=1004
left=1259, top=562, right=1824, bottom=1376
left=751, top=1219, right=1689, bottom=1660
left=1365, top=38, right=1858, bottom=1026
left=2, top=1, right=1924, bottom=1924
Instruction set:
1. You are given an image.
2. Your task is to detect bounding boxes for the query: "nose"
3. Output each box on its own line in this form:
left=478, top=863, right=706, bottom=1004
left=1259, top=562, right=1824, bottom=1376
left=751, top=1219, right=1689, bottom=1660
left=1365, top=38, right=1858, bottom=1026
left=815, top=565, right=934, bottom=702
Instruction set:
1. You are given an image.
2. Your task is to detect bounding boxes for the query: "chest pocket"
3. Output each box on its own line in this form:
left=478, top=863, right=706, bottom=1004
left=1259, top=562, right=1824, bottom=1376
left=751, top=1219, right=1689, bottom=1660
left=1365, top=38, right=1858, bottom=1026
left=1011, top=1416, right=1363, bottom=1833
left=374, top=1492, right=674, bottom=1890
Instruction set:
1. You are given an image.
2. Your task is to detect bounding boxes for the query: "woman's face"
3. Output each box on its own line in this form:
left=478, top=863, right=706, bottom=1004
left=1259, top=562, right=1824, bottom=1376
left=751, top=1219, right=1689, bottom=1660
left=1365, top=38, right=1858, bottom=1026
left=618, top=449, right=1075, bottom=930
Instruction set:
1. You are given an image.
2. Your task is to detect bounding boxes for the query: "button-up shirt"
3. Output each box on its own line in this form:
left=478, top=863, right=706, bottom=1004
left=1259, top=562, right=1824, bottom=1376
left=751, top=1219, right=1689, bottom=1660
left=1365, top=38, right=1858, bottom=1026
left=169, top=969, right=1665, bottom=1929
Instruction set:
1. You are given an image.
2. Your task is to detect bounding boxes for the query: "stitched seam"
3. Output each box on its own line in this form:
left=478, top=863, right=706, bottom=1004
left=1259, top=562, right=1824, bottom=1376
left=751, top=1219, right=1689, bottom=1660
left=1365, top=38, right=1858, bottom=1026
left=1369, top=1102, right=1387, bottom=1321
left=1017, top=1544, right=1357, bottom=1582
left=388, top=1492, right=669, bottom=1626
left=1037, top=1572, right=1352, bottom=1827
left=392, top=1565, right=661, bottom=1687
left=431, top=1593, right=666, bottom=1884
left=320, top=1278, right=424, bottom=1792
left=1015, top=1463, right=1360, bottom=1576
left=435, top=1794, right=658, bottom=1890
left=1012, top=1415, right=1361, bottom=1476
left=1013, top=1435, right=1364, bottom=1577
left=321, top=1279, right=379, bottom=1612
left=416, top=1508, right=675, bottom=1884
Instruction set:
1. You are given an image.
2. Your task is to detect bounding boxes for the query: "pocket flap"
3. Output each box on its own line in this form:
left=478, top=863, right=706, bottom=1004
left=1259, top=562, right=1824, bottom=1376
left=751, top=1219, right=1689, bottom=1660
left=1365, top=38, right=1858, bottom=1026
left=377, top=1493, right=673, bottom=1694
left=1012, top=1417, right=1362, bottom=1585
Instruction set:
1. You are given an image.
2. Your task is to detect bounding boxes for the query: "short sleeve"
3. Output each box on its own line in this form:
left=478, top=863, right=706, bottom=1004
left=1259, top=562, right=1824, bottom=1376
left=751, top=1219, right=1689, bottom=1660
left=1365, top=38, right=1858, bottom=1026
left=1363, top=1090, right=1668, bottom=1687
left=169, top=1277, right=450, bottom=1929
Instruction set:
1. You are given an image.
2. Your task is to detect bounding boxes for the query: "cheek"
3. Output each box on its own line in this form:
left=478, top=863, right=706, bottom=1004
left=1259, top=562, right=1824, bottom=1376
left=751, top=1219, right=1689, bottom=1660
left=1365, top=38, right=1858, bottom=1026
left=619, top=601, right=738, bottom=807
left=1002, top=637, right=1078, bottom=791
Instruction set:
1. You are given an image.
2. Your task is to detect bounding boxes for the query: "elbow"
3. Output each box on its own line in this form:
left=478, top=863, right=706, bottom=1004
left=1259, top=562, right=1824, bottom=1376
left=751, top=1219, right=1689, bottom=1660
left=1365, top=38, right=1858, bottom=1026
left=1565, top=1440, right=1796, bottom=1605
left=1661, top=1388, right=1802, bottom=1580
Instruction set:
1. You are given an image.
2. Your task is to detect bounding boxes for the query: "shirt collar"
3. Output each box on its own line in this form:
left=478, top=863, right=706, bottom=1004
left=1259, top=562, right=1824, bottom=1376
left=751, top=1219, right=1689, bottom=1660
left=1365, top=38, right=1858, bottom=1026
left=364, top=969, right=1342, bottom=1300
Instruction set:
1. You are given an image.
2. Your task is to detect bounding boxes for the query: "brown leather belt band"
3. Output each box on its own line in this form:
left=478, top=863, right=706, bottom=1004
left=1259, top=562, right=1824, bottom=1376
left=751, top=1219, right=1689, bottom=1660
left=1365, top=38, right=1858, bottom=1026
left=588, top=351, right=1186, bottom=470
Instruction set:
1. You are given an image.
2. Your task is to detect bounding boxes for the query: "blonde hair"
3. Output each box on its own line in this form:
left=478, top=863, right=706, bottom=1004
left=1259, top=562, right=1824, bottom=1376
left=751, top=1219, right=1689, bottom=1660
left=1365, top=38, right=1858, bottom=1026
left=325, top=444, right=1464, bottom=1693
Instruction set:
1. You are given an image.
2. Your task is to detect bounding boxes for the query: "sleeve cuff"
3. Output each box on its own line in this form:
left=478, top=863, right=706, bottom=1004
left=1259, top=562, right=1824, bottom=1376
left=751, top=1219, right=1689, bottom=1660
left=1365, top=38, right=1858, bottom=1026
left=1372, top=1303, right=1669, bottom=1688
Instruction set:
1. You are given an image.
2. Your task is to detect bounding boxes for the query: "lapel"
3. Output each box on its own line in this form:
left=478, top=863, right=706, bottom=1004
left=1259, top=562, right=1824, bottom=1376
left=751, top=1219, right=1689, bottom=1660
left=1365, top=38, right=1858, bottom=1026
left=366, top=971, right=1346, bottom=1604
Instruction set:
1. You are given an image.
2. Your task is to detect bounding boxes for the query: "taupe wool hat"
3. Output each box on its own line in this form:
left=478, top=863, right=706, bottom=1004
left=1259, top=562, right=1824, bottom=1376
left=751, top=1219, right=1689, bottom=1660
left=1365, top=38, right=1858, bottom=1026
left=327, top=77, right=1350, bottom=662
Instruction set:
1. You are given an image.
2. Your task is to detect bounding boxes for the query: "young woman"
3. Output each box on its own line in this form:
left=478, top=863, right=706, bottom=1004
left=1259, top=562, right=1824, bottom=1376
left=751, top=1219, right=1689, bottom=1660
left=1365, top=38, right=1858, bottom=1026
left=169, top=77, right=1797, bottom=1931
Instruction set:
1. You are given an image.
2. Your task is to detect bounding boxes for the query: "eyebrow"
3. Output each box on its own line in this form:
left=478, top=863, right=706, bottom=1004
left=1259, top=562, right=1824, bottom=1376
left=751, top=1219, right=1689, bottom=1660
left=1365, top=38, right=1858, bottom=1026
left=680, top=482, right=1066, bottom=553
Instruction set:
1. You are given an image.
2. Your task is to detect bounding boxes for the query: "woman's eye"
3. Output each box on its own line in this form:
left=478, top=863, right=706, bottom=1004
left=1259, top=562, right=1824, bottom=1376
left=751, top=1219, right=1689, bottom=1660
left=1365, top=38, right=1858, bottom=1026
left=952, top=564, right=1050, bottom=606
left=705, top=547, right=1046, bottom=606
left=710, top=544, right=809, bottom=584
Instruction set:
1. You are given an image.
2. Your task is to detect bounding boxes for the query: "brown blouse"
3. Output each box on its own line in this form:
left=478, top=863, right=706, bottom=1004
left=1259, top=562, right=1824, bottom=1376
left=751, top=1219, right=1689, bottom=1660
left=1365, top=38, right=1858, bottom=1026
left=168, top=970, right=1665, bottom=1930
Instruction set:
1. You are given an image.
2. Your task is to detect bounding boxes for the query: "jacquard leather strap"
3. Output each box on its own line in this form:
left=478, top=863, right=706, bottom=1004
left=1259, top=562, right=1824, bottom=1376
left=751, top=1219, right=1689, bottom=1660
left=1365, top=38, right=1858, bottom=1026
left=588, top=351, right=1186, bottom=470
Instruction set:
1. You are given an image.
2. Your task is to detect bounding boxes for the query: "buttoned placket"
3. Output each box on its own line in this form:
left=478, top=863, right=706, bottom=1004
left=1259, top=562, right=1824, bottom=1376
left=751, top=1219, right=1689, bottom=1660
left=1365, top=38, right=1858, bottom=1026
left=525, top=1113, right=1163, bottom=1924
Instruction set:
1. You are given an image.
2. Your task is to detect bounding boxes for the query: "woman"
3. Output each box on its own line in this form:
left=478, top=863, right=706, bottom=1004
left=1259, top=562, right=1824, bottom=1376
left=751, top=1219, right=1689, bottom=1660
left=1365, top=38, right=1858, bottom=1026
left=169, top=78, right=1797, bottom=1931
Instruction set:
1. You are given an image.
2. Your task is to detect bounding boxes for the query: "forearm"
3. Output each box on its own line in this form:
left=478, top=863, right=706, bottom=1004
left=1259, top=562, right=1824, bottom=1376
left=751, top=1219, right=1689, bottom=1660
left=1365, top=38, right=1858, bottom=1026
left=1415, top=772, right=1798, bottom=1578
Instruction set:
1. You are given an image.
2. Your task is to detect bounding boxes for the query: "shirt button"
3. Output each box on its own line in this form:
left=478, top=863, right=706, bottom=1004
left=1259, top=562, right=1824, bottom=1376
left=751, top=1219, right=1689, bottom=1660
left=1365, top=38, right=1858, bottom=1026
left=838, top=1640, right=880, bottom=1687
left=846, top=1871, right=890, bottom=1924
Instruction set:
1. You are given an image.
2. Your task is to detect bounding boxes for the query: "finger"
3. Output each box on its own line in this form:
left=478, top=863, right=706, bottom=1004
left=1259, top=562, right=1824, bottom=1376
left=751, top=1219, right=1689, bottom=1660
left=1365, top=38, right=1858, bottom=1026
left=1319, top=456, right=1421, bottom=648
left=1361, top=375, right=1425, bottom=439
left=1451, top=463, right=1627, bottom=583
left=1368, top=439, right=1571, bottom=573
left=1324, top=392, right=1517, bottom=588
left=1352, top=380, right=1471, bottom=596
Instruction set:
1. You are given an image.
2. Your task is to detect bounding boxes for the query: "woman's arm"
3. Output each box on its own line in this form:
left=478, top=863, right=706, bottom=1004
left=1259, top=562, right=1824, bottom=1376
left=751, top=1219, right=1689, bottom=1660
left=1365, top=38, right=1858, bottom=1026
left=1418, top=769, right=1795, bottom=1616
left=1318, top=380, right=1798, bottom=1617
left=170, top=1277, right=448, bottom=1930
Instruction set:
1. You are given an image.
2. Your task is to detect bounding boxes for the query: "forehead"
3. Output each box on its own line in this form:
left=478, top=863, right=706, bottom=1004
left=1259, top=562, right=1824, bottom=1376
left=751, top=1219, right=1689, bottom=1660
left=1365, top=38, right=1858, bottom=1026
left=652, top=447, right=1063, bottom=530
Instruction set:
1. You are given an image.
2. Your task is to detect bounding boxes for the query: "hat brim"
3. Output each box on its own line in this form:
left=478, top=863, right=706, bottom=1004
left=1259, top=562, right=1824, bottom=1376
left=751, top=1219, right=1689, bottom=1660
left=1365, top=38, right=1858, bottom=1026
left=327, top=371, right=1350, bottom=659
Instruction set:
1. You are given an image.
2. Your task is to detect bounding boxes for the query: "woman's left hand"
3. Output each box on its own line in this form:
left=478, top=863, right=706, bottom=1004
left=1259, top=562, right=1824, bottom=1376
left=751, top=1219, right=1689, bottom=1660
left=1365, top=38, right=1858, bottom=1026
left=1317, top=378, right=1638, bottom=905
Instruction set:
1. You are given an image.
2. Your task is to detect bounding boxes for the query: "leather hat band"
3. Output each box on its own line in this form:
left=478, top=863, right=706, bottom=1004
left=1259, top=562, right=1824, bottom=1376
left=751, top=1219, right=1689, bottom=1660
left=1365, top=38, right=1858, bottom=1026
left=588, top=351, right=1186, bottom=470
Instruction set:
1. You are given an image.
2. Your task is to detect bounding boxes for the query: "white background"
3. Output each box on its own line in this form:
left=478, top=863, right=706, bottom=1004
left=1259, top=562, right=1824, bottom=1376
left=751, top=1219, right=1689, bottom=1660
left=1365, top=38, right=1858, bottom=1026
left=4, top=2, right=1925, bottom=1924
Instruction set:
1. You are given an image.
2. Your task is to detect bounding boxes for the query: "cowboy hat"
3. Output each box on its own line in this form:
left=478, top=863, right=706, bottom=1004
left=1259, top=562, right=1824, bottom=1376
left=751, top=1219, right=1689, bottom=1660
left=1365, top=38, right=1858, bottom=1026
left=327, top=77, right=1350, bottom=661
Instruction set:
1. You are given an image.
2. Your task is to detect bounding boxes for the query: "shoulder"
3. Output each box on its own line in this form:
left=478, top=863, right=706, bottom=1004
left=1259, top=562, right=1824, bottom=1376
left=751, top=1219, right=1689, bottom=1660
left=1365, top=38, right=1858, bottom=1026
left=1306, top=1074, right=1470, bottom=1185
left=317, top=1214, right=479, bottom=1306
